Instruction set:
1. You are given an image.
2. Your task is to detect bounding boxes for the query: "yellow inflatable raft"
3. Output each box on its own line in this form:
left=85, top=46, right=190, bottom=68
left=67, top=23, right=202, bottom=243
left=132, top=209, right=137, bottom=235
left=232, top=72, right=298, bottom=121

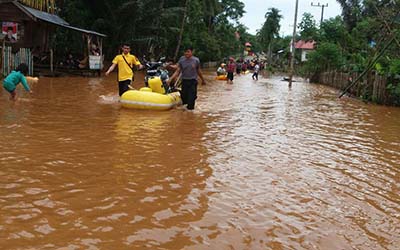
left=215, top=75, right=227, bottom=80
left=120, top=88, right=181, bottom=110
left=120, top=76, right=181, bottom=110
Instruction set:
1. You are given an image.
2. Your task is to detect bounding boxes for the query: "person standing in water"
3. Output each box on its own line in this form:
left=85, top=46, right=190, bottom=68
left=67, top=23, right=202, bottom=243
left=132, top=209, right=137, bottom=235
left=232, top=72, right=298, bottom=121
left=167, top=46, right=206, bottom=110
left=252, top=62, right=260, bottom=81
left=2, top=63, right=33, bottom=101
left=105, top=44, right=144, bottom=96
left=226, top=57, right=236, bottom=84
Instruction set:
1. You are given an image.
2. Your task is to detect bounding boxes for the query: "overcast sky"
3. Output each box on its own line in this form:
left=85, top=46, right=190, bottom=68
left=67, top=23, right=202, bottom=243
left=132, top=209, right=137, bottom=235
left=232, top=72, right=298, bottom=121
left=239, top=0, right=343, bottom=36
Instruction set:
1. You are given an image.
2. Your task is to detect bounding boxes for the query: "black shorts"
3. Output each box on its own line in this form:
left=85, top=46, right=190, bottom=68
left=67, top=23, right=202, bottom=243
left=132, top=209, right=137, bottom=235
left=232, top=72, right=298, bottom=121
left=118, top=79, right=131, bottom=96
left=227, top=72, right=234, bottom=81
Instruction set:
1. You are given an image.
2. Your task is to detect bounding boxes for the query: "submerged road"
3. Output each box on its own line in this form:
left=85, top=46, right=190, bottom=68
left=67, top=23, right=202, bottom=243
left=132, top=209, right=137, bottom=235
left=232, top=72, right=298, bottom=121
left=0, top=71, right=399, bottom=249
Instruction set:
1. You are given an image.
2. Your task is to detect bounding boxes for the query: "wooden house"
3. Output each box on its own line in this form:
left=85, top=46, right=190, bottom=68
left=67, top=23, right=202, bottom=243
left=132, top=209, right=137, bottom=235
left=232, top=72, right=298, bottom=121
left=0, top=0, right=106, bottom=76
left=294, top=40, right=316, bottom=62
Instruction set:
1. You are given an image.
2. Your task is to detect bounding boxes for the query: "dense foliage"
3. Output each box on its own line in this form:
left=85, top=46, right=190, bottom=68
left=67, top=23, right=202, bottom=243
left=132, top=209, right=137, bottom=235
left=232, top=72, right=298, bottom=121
left=276, top=0, right=399, bottom=77
left=24, top=0, right=400, bottom=82
left=50, top=0, right=260, bottom=63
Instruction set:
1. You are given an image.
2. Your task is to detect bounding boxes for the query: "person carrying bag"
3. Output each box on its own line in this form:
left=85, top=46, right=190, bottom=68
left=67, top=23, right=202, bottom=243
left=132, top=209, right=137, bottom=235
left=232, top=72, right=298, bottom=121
left=105, top=44, right=143, bottom=96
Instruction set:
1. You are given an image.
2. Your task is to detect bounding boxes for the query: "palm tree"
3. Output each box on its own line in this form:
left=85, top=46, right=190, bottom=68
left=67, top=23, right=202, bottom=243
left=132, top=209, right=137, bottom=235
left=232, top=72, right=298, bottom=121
left=258, top=8, right=282, bottom=60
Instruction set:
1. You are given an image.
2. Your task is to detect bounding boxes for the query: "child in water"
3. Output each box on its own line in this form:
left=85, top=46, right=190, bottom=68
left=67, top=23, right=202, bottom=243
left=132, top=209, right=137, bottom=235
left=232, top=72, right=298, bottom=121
left=2, top=63, right=33, bottom=100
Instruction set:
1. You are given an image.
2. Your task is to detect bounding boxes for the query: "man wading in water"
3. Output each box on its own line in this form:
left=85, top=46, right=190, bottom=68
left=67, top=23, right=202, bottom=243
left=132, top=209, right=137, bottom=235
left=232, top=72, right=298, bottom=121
left=167, top=46, right=206, bottom=110
left=105, top=44, right=143, bottom=96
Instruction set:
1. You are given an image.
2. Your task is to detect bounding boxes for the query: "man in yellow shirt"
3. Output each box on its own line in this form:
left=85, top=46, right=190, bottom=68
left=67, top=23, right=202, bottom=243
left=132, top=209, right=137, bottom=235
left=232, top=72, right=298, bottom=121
left=105, top=44, right=143, bottom=96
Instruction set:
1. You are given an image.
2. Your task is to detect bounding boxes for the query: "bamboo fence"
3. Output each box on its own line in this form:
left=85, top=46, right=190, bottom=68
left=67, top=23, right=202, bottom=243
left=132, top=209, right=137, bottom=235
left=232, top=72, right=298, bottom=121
left=2, top=46, right=33, bottom=76
left=319, top=71, right=391, bottom=104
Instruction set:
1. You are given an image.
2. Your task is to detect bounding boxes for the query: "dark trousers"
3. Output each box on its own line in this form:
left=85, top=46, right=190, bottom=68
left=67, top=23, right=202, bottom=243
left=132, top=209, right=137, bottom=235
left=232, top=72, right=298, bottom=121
left=252, top=72, right=259, bottom=80
left=118, top=79, right=131, bottom=96
left=181, top=79, right=198, bottom=110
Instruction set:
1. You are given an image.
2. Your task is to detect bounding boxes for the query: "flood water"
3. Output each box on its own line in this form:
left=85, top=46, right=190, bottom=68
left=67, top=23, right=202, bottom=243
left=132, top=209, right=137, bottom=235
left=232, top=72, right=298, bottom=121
left=1, top=70, right=399, bottom=250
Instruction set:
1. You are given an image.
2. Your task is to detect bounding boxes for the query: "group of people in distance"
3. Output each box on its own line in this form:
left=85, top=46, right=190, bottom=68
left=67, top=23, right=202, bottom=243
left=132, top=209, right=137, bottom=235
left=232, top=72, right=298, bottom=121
left=2, top=43, right=210, bottom=111
left=61, top=44, right=101, bottom=69
left=216, top=58, right=263, bottom=84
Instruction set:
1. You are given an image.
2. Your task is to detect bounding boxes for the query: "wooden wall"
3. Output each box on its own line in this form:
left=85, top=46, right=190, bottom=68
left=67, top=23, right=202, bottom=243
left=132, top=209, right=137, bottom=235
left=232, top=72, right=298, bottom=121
left=0, top=2, right=51, bottom=51
left=0, top=2, right=31, bottom=22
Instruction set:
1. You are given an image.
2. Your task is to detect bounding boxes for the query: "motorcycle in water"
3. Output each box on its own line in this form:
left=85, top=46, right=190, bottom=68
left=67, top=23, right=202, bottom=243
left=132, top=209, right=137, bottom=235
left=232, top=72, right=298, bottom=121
left=143, top=57, right=175, bottom=94
left=120, top=56, right=182, bottom=110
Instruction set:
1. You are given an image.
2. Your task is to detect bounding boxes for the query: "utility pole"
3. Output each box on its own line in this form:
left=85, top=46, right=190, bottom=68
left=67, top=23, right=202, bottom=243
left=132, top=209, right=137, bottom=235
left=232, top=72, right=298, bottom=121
left=311, top=2, right=328, bottom=25
left=289, top=0, right=299, bottom=88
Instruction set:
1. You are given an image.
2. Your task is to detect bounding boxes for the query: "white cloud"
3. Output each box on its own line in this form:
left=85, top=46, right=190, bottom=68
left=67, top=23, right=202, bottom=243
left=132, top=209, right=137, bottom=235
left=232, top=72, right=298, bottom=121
left=239, top=0, right=342, bottom=36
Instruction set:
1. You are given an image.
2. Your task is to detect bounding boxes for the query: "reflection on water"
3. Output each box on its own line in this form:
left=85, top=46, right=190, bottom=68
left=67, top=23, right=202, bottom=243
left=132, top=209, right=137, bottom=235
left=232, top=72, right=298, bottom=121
left=1, top=71, right=399, bottom=249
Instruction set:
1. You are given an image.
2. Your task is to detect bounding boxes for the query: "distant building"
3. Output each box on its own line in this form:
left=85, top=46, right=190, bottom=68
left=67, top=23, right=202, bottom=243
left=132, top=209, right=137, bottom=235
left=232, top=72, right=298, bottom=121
left=294, top=40, right=316, bottom=62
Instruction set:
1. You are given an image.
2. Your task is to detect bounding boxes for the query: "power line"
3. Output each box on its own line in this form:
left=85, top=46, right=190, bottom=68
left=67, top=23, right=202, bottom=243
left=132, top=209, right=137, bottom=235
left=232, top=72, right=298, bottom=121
left=289, top=0, right=299, bottom=88
left=311, top=2, right=328, bottom=25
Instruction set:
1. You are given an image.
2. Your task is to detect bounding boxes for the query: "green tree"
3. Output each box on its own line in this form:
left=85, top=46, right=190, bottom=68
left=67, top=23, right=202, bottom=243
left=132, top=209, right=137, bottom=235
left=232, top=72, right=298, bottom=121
left=336, top=0, right=362, bottom=31
left=319, top=17, right=350, bottom=48
left=298, top=13, right=318, bottom=41
left=258, top=8, right=282, bottom=59
left=303, top=42, right=344, bottom=75
left=50, top=0, right=251, bottom=63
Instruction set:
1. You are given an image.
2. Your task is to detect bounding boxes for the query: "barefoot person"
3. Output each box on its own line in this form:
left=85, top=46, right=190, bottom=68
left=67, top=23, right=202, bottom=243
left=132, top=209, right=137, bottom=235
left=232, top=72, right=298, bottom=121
left=2, top=63, right=33, bottom=101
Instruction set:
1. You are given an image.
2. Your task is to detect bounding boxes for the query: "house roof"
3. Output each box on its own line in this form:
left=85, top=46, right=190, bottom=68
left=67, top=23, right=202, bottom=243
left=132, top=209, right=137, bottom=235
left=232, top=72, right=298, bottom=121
left=295, top=40, right=315, bottom=50
left=13, top=1, right=106, bottom=37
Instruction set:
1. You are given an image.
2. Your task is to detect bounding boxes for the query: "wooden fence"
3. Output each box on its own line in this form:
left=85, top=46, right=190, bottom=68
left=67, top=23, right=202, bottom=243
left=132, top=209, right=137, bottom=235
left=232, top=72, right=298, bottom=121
left=318, top=71, right=392, bottom=104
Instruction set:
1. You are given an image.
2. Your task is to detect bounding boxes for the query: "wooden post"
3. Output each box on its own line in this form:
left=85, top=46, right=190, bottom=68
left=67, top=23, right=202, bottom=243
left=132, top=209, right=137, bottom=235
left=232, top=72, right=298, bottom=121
left=50, top=48, right=53, bottom=73
left=99, top=37, right=103, bottom=76
left=289, top=0, right=299, bottom=88
left=1, top=39, right=4, bottom=76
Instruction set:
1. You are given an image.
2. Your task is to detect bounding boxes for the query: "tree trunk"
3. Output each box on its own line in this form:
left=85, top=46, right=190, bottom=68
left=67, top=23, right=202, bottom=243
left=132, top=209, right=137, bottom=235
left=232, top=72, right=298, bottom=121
left=267, top=42, right=272, bottom=62
left=174, top=0, right=189, bottom=62
left=153, top=0, right=165, bottom=57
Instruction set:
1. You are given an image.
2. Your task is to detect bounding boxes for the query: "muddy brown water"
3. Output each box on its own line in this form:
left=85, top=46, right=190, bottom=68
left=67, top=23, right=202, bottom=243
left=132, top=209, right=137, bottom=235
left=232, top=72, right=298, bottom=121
left=1, top=71, right=399, bottom=250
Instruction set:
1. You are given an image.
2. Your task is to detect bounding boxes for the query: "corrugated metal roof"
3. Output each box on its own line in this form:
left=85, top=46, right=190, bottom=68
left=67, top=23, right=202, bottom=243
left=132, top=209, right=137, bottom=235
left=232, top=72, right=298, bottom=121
left=60, top=25, right=106, bottom=37
left=21, top=4, right=69, bottom=26
left=295, top=40, right=316, bottom=50
left=14, top=1, right=106, bottom=37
